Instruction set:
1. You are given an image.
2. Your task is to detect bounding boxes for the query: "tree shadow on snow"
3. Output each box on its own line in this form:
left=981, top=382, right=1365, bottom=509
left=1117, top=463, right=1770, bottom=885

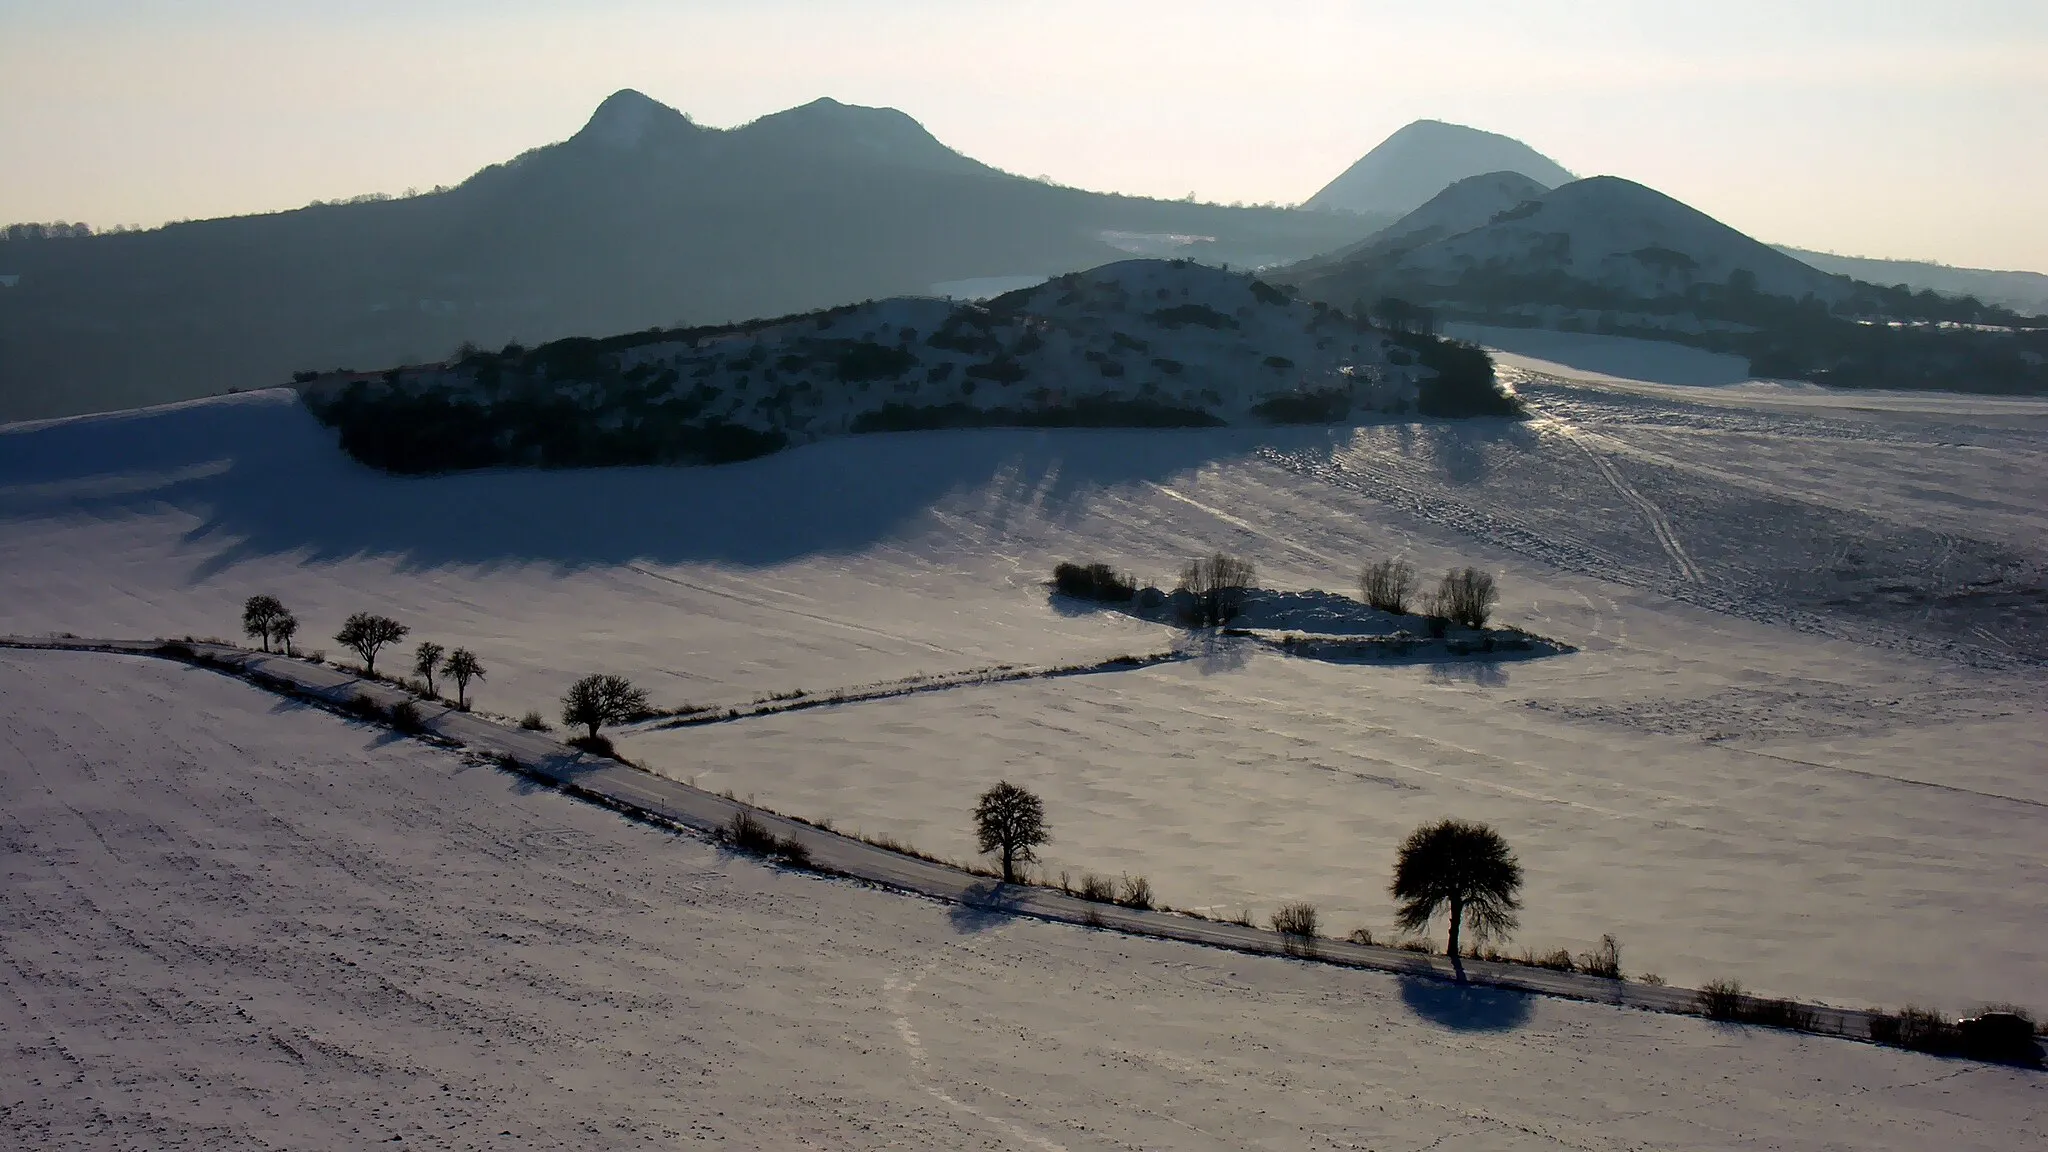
left=947, top=880, right=1028, bottom=934
left=1397, top=975, right=1535, bottom=1032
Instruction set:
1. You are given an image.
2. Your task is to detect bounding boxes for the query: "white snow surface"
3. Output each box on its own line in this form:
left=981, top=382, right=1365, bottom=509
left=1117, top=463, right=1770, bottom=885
left=4, top=647, right=2043, bottom=1149
left=3, top=375, right=2046, bottom=1013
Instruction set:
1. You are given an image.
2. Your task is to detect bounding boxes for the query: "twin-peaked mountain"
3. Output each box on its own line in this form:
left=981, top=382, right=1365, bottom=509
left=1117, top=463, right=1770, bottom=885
left=0, top=91, right=1379, bottom=422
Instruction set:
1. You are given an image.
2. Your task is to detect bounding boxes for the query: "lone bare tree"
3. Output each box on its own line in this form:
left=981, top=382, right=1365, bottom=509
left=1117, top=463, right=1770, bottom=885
left=561, top=673, right=651, bottom=739
left=1434, top=567, right=1498, bottom=629
left=334, top=613, right=409, bottom=676
left=1359, top=559, right=1416, bottom=613
left=412, top=641, right=445, bottom=697
left=241, top=595, right=287, bottom=652
left=1178, top=552, right=1257, bottom=626
left=270, top=611, right=299, bottom=657
left=1391, top=819, right=1523, bottom=965
left=444, top=648, right=484, bottom=710
left=973, top=781, right=1049, bottom=884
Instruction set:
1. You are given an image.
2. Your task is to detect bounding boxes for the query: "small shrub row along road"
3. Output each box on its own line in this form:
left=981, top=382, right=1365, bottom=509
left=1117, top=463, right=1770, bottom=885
left=0, top=633, right=2005, bottom=1063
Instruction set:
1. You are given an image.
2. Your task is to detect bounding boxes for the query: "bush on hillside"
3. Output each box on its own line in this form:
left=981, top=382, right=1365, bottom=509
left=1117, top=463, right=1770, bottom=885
left=1433, top=567, right=1499, bottom=629
left=1406, top=335, right=1526, bottom=418
left=1360, top=559, right=1417, bottom=613
left=1052, top=561, right=1138, bottom=602
left=1252, top=388, right=1350, bottom=423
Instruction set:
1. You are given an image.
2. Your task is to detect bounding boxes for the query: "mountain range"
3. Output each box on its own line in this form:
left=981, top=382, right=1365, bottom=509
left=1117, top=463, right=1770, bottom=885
left=3, top=95, right=2044, bottom=422
left=0, top=91, right=1382, bottom=422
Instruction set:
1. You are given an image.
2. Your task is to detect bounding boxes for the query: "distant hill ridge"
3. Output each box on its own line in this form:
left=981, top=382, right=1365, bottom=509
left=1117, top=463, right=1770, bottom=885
left=0, top=91, right=1382, bottom=423
left=1305, top=120, right=1575, bottom=217
left=300, top=259, right=1509, bottom=473
left=1274, top=175, right=2048, bottom=394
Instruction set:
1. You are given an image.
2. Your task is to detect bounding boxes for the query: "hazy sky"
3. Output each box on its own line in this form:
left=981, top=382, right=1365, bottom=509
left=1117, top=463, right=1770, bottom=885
left=5, top=0, right=2046, bottom=271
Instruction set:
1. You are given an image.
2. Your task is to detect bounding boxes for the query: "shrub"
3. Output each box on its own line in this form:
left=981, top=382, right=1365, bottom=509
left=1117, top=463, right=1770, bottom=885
left=1424, top=614, right=1449, bottom=638
left=1251, top=389, right=1349, bottom=423
left=1360, top=559, right=1416, bottom=613
left=1052, top=561, right=1138, bottom=602
left=1178, top=552, right=1256, bottom=627
left=1395, top=938, right=1431, bottom=953
left=1230, top=908, right=1256, bottom=927
left=1409, top=335, right=1525, bottom=418
left=1579, top=934, right=1622, bottom=979
left=1699, top=979, right=1746, bottom=1020
left=1271, top=902, right=1319, bottom=940
left=1075, top=873, right=1117, bottom=903
left=1434, top=568, right=1499, bottom=629
left=1347, top=927, right=1376, bottom=946
left=1870, top=1006, right=1960, bottom=1053
left=568, top=733, right=618, bottom=758
left=343, top=692, right=386, bottom=723
left=1747, top=998, right=1819, bottom=1032
left=768, top=835, right=812, bottom=868
left=1640, top=972, right=1667, bottom=986
left=153, top=641, right=196, bottom=660
left=388, top=700, right=425, bottom=735
left=519, top=710, right=552, bottom=731
left=721, top=809, right=779, bottom=854
left=1526, top=948, right=1576, bottom=972
left=1114, top=874, right=1154, bottom=910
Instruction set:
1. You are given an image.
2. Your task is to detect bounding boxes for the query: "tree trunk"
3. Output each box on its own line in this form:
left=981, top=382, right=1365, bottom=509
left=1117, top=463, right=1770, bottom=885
left=1447, top=893, right=1464, bottom=960
left=1001, top=842, right=1015, bottom=883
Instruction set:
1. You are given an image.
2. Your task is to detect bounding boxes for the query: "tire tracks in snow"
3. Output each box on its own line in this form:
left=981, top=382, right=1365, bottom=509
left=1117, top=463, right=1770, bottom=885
left=1537, top=414, right=1703, bottom=584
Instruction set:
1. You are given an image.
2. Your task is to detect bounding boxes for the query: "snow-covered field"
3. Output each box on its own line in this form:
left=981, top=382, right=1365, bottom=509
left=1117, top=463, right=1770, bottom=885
left=3, top=357, right=2044, bottom=1013
left=4, top=647, right=2042, bottom=1149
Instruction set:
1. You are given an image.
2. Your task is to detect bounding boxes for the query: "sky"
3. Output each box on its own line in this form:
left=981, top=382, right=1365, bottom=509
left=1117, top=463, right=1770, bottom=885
left=4, top=0, right=2046, bottom=272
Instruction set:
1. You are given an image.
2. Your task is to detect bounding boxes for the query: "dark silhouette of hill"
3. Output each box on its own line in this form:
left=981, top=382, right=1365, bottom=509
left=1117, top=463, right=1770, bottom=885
left=1774, top=247, right=2048, bottom=318
left=1275, top=176, right=2048, bottom=394
left=1304, top=120, right=1575, bottom=217
left=0, top=90, right=1384, bottom=422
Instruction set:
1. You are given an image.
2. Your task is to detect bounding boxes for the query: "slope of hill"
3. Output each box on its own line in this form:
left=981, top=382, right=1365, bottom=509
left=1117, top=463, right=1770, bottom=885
left=1303, top=120, right=1574, bottom=217
left=1291, top=171, right=1550, bottom=274
left=303, top=260, right=1454, bottom=472
left=1778, top=247, right=2048, bottom=317
left=1277, top=176, right=2048, bottom=394
left=0, top=91, right=1384, bottom=423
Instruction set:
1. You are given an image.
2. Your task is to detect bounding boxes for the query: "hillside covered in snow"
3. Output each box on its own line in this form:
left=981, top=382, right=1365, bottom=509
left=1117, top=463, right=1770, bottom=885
left=303, top=259, right=1518, bottom=473
left=1278, top=176, right=2048, bottom=394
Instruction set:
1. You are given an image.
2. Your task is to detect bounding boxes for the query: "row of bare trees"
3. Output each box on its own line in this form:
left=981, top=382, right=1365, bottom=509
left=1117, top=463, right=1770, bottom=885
left=240, top=596, right=486, bottom=708
left=972, top=780, right=1524, bottom=957
left=1359, top=560, right=1498, bottom=628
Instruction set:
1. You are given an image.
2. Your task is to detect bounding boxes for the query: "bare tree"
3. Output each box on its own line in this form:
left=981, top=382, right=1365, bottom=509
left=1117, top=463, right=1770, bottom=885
left=334, top=613, right=409, bottom=675
left=1391, top=819, right=1523, bottom=964
left=1178, top=552, right=1257, bottom=626
left=444, top=648, right=484, bottom=710
left=973, top=781, right=1048, bottom=884
left=412, top=641, right=445, bottom=697
left=271, top=612, right=299, bottom=657
left=1434, top=567, right=1499, bottom=628
left=561, top=673, right=651, bottom=739
left=241, top=595, right=287, bottom=652
left=1359, top=559, right=1416, bottom=613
